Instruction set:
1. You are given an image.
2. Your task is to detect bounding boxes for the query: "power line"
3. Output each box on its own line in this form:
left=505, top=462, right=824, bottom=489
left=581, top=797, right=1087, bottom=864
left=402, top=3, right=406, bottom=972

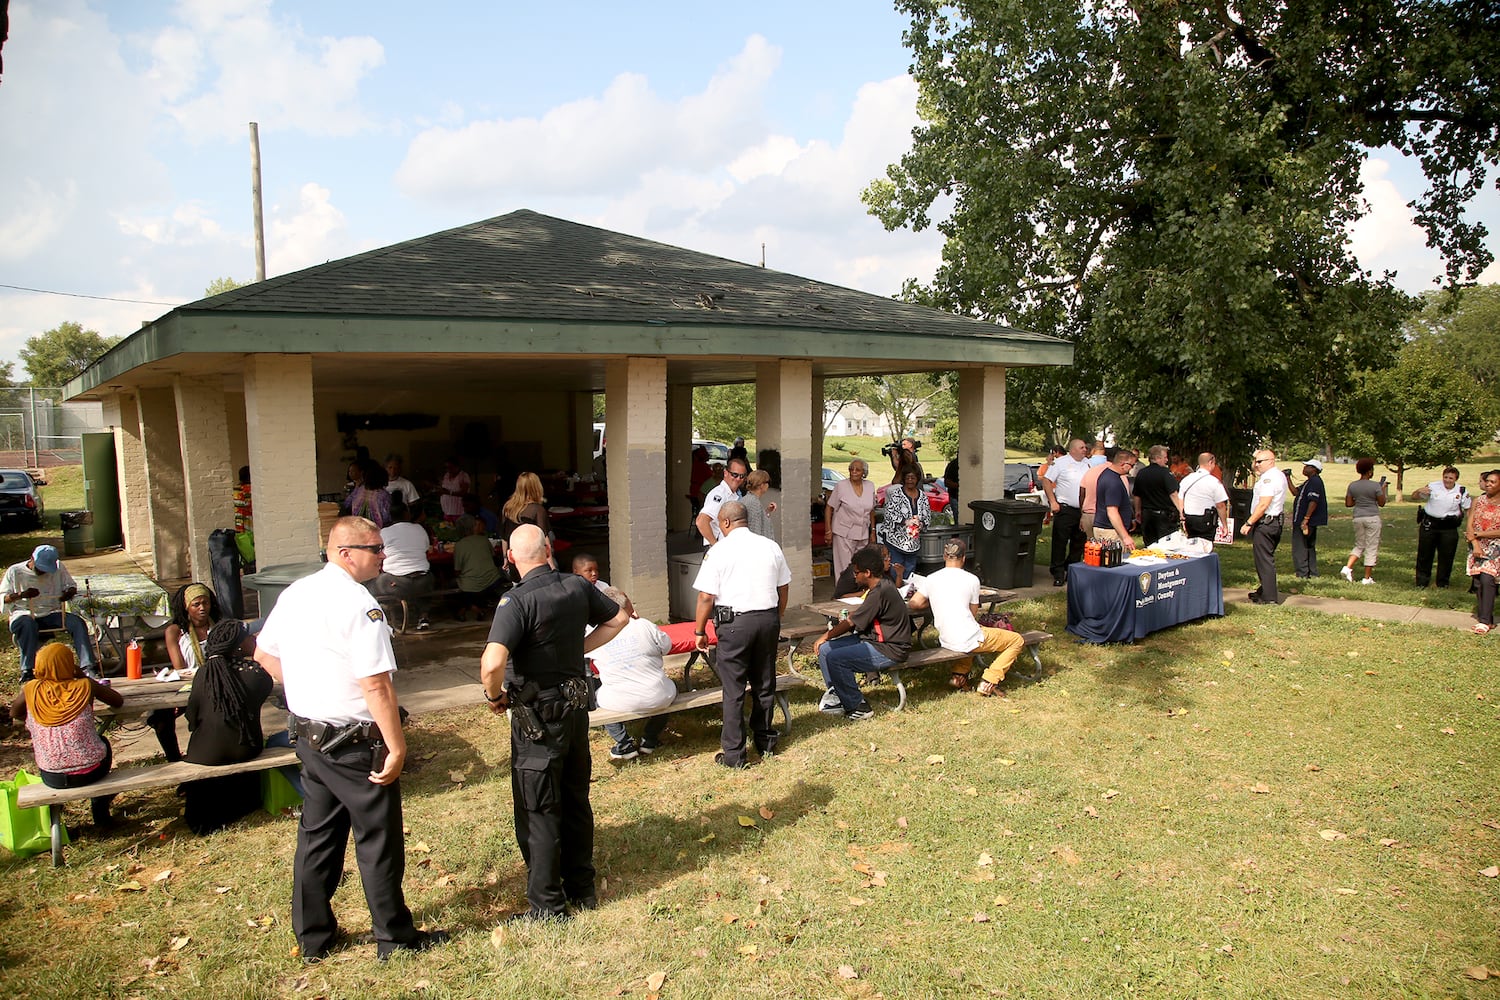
left=0, top=282, right=181, bottom=307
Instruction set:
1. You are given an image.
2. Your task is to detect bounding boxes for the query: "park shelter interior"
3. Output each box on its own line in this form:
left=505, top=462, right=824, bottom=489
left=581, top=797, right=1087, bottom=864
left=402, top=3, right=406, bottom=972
left=64, top=210, right=1073, bottom=621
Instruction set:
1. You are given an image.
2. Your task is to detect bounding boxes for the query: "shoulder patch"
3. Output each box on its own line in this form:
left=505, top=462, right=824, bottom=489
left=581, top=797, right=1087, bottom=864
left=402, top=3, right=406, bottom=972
left=498, top=595, right=511, bottom=607
left=367, top=608, right=385, bottom=622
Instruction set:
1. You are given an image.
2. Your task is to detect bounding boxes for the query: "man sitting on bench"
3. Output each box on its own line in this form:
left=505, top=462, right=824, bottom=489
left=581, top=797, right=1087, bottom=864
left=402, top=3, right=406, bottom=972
left=812, top=546, right=911, bottom=721
left=907, top=537, right=1025, bottom=697
left=2, top=545, right=99, bottom=682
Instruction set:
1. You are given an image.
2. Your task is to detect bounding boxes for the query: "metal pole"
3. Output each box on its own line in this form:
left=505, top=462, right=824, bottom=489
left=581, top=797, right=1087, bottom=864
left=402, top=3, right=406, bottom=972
left=250, top=122, right=266, bottom=282
left=28, top=387, right=38, bottom=468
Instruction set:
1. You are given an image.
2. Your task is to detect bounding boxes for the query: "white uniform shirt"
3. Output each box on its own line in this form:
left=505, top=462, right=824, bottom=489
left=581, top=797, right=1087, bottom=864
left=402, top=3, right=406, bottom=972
left=380, top=522, right=431, bottom=576
left=1, top=561, right=77, bottom=625
left=692, top=527, right=791, bottom=611
left=1179, top=469, right=1230, bottom=516
left=1253, top=466, right=1288, bottom=517
left=591, top=617, right=677, bottom=713
left=386, top=476, right=420, bottom=505
left=700, top=481, right=742, bottom=544
left=913, top=566, right=984, bottom=653
left=1043, top=455, right=1091, bottom=507
left=257, top=564, right=398, bottom=725
left=1423, top=481, right=1471, bottom=519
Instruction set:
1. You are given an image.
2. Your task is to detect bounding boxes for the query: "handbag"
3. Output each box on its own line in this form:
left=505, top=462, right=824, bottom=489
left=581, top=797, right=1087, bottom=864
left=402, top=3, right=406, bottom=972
left=0, top=769, right=67, bottom=859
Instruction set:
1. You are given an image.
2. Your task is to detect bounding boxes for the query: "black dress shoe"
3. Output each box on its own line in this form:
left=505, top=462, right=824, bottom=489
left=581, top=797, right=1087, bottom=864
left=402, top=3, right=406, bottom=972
left=377, top=929, right=451, bottom=960
left=1052, top=578, right=1066, bottom=587
left=714, top=751, right=748, bottom=770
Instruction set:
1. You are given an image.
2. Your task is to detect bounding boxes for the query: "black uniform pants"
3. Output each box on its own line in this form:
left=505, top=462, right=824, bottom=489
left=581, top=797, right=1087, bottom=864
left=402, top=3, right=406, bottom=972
left=1141, top=509, right=1179, bottom=547
left=713, top=608, right=781, bottom=765
left=1049, top=505, right=1086, bottom=582
left=1251, top=517, right=1283, bottom=603
left=293, top=741, right=417, bottom=958
left=1416, top=523, right=1461, bottom=587
left=511, top=708, right=594, bottom=916
left=1292, top=524, right=1320, bottom=578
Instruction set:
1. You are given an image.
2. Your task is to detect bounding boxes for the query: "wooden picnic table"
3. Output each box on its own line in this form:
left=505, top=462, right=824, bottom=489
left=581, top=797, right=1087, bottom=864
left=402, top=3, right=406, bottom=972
left=93, top=675, right=194, bottom=718
left=72, top=573, right=172, bottom=663
left=804, top=584, right=1016, bottom=622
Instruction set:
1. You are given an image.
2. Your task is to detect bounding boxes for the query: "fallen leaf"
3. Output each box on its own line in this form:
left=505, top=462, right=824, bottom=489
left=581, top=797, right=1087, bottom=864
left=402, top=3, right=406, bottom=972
left=214, top=886, right=232, bottom=895
left=852, top=862, right=875, bottom=875
left=169, top=936, right=190, bottom=952
left=646, top=971, right=667, bottom=991
left=972, top=912, right=991, bottom=923
left=837, top=965, right=859, bottom=980
left=490, top=926, right=508, bottom=950
left=1441, top=727, right=1456, bottom=735
left=759, top=806, right=775, bottom=820
left=1305, top=764, right=1322, bottom=772
left=1248, top=783, right=1271, bottom=794
left=1480, top=866, right=1500, bottom=878
left=737, top=944, right=758, bottom=956
left=1483, top=820, right=1500, bottom=831
left=698, top=833, right=716, bottom=844
left=1102, top=789, right=1119, bottom=800
left=1465, top=967, right=1491, bottom=981
left=1379, top=838, right=1399, bottom=847
left=1222, top=649, right=1235, bottom=659
left=1052, top=845, right=1082, bottom=866
left=847, top=897, right=868, bottom=906
left=1364, top=670, right=1377, bottom=676
left=1334, top=888, right=1358, bottom=895
left=722, top=914, right=739, bottom=925
left=993, top=894, right=1011, bottom=906
left=118, top=881, right=145, bottom=893
left=896, top=817, right=908, bottom=829
left=1319, top=829, right=1347, bottom=841
left=737, top=815, right=757, bottom=828
left=153, top=870, right=173, bottom=883
left=411, top=841, right=432, bottom=853
left=1219, top=943, right=1234, bottom=955
left=449, top=771, right=466, bottom=784
left=977, top=852, right=993, bottom=867
left=1083, top=806, right=1099, bottom=818
left=963, top=787, right=978, bottom=796
left=927, top=754, right=946, bottom=765
left=997, top=758, right=1016, bottom=767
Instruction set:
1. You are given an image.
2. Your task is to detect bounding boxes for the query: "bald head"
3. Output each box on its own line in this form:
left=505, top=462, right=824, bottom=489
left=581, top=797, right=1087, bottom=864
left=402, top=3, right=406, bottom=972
left=329, top=516, right=380, bottom=548
left=509, top=523, right=548, bottom=564
left=718, top=500, right=748, bottom=532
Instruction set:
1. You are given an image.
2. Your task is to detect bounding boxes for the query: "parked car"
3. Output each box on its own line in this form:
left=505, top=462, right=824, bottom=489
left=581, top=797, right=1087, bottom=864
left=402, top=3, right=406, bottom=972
left=821, top=466, right=846, bottom=499
left=875, top=478, right=951, bottom=515
left=694, top=439, right=731, bottom=463
left=0, top=468, right=44, bottom=530
left=1004, top=462, right=1041, bottom=498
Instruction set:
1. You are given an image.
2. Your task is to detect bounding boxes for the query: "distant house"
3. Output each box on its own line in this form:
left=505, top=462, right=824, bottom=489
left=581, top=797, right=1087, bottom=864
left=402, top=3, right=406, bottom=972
left=66, top=211, right=1071, bottom=618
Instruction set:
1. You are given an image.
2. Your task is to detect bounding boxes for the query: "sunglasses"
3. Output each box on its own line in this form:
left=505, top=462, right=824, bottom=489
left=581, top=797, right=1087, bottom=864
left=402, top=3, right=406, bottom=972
left=340, top=543, right=385, bottom=554
left=723, top=470, right=746, bottom=480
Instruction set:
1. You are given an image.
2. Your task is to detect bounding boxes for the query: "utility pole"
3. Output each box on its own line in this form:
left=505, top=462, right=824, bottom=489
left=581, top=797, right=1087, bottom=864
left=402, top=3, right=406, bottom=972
left=249, top=122, right=266, bottom=281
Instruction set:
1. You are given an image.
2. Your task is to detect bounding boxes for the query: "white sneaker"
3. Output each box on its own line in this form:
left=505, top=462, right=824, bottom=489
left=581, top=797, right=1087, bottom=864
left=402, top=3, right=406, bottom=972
left=819, top=687, right=843, bottom=713
left=1340, top=565, right=1354, bottom=582
left=1359, top=577, right=1374, bottom=585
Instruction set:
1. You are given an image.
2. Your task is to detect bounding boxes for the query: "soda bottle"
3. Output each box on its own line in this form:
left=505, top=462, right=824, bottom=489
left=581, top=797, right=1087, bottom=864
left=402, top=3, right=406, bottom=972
left=126, top=638, right=142, bottom=680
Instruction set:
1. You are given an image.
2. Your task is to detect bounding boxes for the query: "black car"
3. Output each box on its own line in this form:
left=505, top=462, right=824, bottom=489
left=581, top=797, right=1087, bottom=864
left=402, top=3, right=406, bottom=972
left=0, top=468, right=44, bottom=530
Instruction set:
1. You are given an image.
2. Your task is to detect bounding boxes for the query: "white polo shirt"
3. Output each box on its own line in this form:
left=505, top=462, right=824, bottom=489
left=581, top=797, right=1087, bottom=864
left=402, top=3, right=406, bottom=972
left=1179, top=469, right=1229, bottom=516
left=257, top=563, right=398, bottom=725
left=1253, top=467, right=1288, bottom=517
left=1044, top=455, right=1091, bottom=507
left=1423, top=481, right=1471, bottom=519
left=700, top=482, right=742, bottom=544
left=692, top=527, right=791, bottom=612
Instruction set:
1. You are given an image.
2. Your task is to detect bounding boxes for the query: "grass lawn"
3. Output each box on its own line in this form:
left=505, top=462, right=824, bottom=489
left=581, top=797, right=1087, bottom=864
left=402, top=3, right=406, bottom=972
left=0, top=461, right=1495, bottom=997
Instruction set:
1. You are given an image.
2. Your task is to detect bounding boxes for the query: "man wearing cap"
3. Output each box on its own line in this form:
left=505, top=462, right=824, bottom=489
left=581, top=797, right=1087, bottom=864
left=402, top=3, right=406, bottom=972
left=1, top=544, right=98, bottom=682
left=1291, top=459, right=1329, bottom=579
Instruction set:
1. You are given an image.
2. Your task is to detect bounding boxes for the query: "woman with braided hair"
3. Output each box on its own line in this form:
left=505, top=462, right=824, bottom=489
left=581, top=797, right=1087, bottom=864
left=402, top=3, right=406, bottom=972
left=182, top=619, right=297, bottom=833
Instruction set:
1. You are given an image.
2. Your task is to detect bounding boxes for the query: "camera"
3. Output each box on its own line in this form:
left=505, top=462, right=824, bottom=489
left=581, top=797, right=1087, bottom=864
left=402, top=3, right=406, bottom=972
left=881, top=439, right=921, bottom=457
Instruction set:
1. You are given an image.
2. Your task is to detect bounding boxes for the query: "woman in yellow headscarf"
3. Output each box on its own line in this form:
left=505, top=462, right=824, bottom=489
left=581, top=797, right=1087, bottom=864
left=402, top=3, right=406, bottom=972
left=8, top=642, right=123, bottom=826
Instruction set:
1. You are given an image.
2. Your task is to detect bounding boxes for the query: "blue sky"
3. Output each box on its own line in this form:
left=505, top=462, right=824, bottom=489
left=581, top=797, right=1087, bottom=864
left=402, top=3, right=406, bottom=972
left=0, top=0, right=1494, bottom=377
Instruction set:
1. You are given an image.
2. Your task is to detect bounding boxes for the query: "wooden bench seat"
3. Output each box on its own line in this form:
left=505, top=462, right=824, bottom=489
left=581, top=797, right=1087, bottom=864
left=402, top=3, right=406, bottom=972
left=588, top=673, right=808, bottom=738
left=790, top=630, right=1053, bottom=712
left=17, top=746, right=300, bottom=866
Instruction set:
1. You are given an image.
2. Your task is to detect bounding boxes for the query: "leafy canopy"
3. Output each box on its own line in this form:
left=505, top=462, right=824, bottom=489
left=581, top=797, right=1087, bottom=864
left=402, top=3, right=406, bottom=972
left=20, top=321, right=121, bottom=387
left=867, top=0, right=1498, bottom=478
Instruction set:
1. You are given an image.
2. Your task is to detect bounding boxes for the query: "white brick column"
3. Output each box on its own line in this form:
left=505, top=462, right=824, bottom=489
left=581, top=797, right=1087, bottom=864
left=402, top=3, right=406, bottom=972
left=666, top=384, right=694, bottom=531
left=605, top=358, right=669, bottom=621
left=106, top=393, right=152, bottom=558
left=959, top=367, right=1007, bottom=523
left=811, top=374, right=825, bottom=505
left=756, top=361, right=814, bottom=607
left=174, top=378, right=236, bottom=583
left=137, top=387, right=189, bottom=579
left=244, top=356, right=321, bottom=567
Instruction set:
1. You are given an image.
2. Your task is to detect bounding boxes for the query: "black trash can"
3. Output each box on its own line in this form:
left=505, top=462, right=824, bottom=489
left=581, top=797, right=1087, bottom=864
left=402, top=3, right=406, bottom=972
left=60, top=511, right=95, bottom=556
left=968, top=498, right=1049, bottom=589
left=1228, top=488, right=1253, bottom=534
left=209, top=528, right=245, bottom=620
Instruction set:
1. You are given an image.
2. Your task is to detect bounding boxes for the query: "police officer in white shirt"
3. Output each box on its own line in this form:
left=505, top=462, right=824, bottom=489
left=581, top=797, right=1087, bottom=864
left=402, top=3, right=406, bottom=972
left=1041, top=439, right=1091, bottom=586
left=1179, top=453, right=1230, bottom=541
left=1240, top=449, right=1288, bottom=604
left=255, top=516, right=447, bottom=963
left=693, top=500, right=791, bottom=768
left=696, top=455, right=749, bottom=546
left=1414, top=465, right=1472, bottom=588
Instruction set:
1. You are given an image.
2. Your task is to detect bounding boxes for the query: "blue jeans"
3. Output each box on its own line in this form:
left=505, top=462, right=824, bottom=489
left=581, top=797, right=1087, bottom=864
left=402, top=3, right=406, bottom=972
left=886, top=546, right=919, bottom=581
left=603, top=717, right=667, bottom=751
left=266, top=730, right=305, bottom=798
left=12, top=611, right=97, bottom=681
left=817, top=635, right=898, bottom=712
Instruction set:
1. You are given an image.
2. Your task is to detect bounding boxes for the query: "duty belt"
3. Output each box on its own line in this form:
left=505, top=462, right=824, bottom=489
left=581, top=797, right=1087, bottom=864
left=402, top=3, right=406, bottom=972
left=293, top=716, right=383, bottom=754
left=507, top=676, right=592, bottom=741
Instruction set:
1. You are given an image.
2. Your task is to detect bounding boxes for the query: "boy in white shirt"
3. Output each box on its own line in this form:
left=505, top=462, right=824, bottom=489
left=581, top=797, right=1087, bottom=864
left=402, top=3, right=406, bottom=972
left=907, top=538, right=1025, bottom=697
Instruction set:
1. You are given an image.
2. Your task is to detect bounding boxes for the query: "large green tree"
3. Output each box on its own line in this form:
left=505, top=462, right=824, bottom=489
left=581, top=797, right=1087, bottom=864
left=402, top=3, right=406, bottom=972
left=866, top=0, right=1498, bottom=478
left=693, top=384, right=756, bottom=443
left=20, top=321, right=121, bottom=387
left=1408, top=283, right=1500, bottom=429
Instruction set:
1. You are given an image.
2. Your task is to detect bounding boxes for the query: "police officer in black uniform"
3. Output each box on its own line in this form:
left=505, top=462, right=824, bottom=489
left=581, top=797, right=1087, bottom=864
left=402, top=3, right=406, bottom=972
left=255, top=516, right=448, bottom=962
left=480, top=524, right=629, bottom=920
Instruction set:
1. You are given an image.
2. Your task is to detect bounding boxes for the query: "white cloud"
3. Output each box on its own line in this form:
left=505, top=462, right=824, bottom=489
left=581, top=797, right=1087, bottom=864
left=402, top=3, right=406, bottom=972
left=395, top=35, right=781, bottom=203
left=268, top=182, right=368, bottom=275
left=1348, top=156, right=1444, bottom=291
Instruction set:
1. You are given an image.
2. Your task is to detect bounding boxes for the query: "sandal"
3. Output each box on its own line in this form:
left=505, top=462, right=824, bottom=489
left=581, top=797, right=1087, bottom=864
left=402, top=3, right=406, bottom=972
left=949, top=672, right=971, bottom=691
left=977, top=680, right=1003, bottom=698
left=1474, top=623, right=1492, bottom=635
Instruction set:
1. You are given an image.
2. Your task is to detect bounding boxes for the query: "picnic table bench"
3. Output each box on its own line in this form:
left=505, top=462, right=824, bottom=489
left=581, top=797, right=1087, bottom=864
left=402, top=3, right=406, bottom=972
left=17, top=746, right=300, bottom=866
left=587, top=673, right=808, bottom=738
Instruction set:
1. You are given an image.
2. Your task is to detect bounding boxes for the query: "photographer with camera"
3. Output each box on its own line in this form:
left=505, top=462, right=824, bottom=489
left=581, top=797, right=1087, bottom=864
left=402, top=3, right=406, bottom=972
left=885, top=437, right=923, bottom=485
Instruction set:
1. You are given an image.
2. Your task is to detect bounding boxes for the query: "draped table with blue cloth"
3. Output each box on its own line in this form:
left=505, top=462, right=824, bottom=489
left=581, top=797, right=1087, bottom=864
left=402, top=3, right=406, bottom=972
left=1066, top=553, right=1224, bottom=644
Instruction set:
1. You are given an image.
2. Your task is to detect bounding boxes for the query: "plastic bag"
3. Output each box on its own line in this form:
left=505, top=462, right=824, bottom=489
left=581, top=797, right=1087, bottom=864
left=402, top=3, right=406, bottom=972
left=260, top=767, right=303, bottom=815
left=0, top=769, right=67, bottom=858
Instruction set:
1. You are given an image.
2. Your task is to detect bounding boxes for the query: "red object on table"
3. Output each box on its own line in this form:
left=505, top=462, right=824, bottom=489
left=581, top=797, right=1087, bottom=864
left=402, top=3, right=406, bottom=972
left=658, top=620, right=717, bottom=654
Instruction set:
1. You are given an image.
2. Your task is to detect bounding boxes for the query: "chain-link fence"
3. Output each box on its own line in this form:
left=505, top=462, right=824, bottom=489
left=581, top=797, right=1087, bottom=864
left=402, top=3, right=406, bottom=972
left=0, top=387, right=104, bottom=467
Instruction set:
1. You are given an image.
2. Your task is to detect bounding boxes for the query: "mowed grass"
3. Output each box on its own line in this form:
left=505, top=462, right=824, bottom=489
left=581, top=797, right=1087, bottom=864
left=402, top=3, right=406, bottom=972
left=0, top=593, right=1495, bottom=999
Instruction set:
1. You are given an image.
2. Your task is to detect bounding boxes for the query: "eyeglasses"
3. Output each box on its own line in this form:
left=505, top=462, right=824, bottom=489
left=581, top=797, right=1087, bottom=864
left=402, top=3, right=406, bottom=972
left=340, top=543, right=385, bottom=554
left=1252, top=457, right=1270, bottom=465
